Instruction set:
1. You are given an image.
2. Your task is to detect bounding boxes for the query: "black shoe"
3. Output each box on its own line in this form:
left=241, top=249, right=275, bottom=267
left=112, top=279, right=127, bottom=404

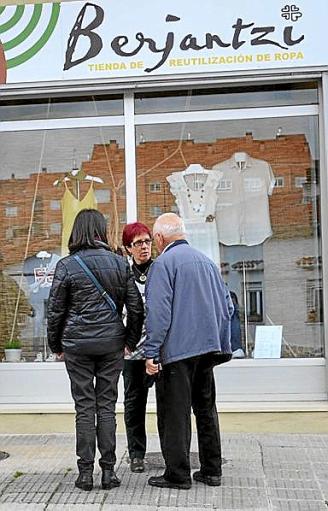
left=193, top=470, right=221, bottom=486
left=101, top=469, right=121, bottom=490
left=148, top=474, right=191, bottom=490
left=75, top=472, right=93, bottom=491
left=130, top=458, right=145, bottom=473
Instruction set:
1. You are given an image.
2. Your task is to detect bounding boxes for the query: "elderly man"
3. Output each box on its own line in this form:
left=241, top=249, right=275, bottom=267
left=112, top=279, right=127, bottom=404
left=144, top=213, right=233, bottom=490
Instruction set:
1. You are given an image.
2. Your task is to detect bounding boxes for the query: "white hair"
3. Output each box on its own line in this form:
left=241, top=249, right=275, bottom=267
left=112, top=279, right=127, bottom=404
left=153, top=213, right=186, bottom=238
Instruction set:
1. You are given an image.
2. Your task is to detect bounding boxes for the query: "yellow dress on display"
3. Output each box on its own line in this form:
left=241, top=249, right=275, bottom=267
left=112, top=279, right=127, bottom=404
left=61, top=182, right=97, bottom=256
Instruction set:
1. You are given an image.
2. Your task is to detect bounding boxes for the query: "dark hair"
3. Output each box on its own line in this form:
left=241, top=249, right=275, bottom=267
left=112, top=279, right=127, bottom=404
left=122, top=222, right=151, bottom=247
left=68, top=209, right=109, bottom=253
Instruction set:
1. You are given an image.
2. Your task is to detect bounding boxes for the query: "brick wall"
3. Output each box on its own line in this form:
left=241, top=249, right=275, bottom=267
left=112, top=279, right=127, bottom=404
left=0, top=133, right=313, bottom=266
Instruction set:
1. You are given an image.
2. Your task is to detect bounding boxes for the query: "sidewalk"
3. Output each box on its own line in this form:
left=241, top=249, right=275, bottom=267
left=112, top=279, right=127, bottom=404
left=1, top=432, right=328, bottom=510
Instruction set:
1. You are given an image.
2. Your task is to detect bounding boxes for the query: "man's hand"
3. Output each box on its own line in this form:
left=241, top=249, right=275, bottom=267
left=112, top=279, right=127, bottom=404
left=146, top=358, right=160, bottom=375
left=124, top=346, right=132, bottom=356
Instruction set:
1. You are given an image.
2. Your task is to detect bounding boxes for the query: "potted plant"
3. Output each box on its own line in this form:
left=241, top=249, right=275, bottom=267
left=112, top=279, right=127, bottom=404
left=4, top=339, right=22, bottom=363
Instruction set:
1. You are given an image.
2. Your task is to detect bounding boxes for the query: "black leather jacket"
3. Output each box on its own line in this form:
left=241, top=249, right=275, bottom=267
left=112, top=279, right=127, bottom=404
left=47, top=245, right=144, bottom=356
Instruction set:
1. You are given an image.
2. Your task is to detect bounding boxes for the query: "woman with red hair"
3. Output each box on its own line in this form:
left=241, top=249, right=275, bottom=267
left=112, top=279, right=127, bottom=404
left=122, top=222, right=153, bottom=473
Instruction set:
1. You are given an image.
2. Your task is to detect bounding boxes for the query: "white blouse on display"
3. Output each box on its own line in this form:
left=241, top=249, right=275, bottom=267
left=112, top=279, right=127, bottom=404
left=167, top=165, right=222, bottom=264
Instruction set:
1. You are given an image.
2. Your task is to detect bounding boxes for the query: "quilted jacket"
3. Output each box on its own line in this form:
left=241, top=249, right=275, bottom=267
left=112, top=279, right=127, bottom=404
left=47, top=244, right=144, bottom=356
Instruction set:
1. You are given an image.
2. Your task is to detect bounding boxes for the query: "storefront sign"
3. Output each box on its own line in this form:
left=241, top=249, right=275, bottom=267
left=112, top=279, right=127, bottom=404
left=0, top=0, right=327, bottom=85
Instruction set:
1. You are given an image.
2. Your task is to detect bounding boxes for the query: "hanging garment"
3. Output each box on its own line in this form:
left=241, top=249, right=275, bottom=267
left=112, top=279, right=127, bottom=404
left=61, top=182, right=97, bottom=256
left=213, top=153, right=275, bottom=246
left=0, top=272, right=32, bottom=351
left=23, top=253, right=62, bottom=338
left=166, top=169, right=222, bottom=265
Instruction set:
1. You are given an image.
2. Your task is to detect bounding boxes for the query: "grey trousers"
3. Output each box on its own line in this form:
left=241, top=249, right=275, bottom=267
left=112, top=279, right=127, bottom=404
left=65, top=350, right=124, bottom=472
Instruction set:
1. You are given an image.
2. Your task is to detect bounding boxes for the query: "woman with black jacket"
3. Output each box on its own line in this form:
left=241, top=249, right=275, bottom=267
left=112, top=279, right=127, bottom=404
left=47, top=209, right=144, bottom=491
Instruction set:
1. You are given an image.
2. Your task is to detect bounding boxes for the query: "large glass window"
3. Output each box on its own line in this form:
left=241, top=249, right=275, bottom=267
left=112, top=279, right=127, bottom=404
left=135, top=113, right=323, bottom=359
left=0, top=124, right=125, bottom=362
left=135, top=83, right=318, bottom=114
left=0, top=94, right=124, bottom=121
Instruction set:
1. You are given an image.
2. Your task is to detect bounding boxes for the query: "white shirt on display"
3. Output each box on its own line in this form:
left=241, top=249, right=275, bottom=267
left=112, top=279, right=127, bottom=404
left=213, top=153, right=276, bottom=246
left=166, top=166, right=223, bottom=264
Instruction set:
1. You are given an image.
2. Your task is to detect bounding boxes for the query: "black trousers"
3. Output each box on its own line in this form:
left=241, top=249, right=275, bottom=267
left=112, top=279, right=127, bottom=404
left=123, top=359, right=149, bottom=460
left=65, top=350, right=123, bottom=472
left=156, top=354, right=222, bottom=484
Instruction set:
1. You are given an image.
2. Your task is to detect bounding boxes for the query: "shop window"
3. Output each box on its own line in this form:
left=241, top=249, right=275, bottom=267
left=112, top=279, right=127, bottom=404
left=135, top=113, right=323, bottom=358
left=95, top=189, right=111, bottom=203
left=50, top=200, right=60, bottom=210
left=245, top=282, right=263, bottom=323
left=0, top=94, right=124, bottom=121
left=306, top=279, right=323, bottom=323
left=135, top=82, right=318, bottom=114
left=149, top=206, right=163, bottom=218
left=0, top=126, right=125, bottom=362
left=275, top=177, right=284, bottom=188
left=5, top=206, right=17, bottom=217
left=149, top=182, right=162, bottom=193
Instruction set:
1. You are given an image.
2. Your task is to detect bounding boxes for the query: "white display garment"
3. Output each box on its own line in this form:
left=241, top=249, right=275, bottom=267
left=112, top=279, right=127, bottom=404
left=167, top=164, right=222, bottom=264
left=213, top=153, right=276, bottom=246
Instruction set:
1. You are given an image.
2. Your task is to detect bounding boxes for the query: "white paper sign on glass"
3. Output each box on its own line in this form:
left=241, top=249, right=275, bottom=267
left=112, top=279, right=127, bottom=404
left=253, top=325, right=283, bottom=359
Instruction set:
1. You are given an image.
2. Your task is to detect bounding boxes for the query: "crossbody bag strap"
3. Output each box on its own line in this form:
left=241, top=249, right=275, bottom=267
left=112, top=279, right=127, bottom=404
left=73, top=254, right=117, bottom=312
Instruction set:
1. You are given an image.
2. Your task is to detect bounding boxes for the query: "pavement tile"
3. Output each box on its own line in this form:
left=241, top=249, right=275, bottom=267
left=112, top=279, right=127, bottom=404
left=266, top=478, right=319, bottom=489
left=271, top=500, right=328, bottom=510
left=0, top=505, right=45, bottom=510
left=1, top=433, right=328, bottom=510
left=267, top=487, right=323, bottom=500
left=47, top=506, right=101, bottom=511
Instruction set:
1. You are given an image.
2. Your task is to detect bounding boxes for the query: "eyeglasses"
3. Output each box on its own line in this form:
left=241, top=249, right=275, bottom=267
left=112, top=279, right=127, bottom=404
left=131, top=238, right=152, bottom=248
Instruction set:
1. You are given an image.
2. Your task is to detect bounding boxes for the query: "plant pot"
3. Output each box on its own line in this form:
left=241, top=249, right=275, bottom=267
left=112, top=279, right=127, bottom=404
left=4, top=349, right=22, bottom=363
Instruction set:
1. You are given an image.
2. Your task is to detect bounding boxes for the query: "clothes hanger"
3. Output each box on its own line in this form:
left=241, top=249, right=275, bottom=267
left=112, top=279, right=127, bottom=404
left=53, top=168, right=104, bottom=199
left=36, top=251, right=52, bottom=259
left=183, top=163, right=208, bottom=175
left=233, top=152, right=248, bottom=169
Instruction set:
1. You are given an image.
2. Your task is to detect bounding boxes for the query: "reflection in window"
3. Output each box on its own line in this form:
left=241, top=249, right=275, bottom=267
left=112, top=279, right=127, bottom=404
left=245, top=282, right=263, bottom=323
left=95, top=189, right=111, bottom=203
left=136, top=115, right=323, bottom=358
left=135, top=82, right=318, bottom=114
left=149, top=206, right=163, bottom=218
left=306, top=279, right=323, bottom=323
left=50, top=200, right=60, bottom=210
left=295, top=176, right=307, bottom=188
left=50, top=223, right=61, bottom=235
left=5, top=206, right=17, bottom=217
left=32, top=197, right=44, bottom=236
left=0, top=127, right=125, bottom=361
left=275, top=177, right=284, bottom=188
left=5, top=227, right=13, bottom=239
left=149, top=182, right=162, bottom=192
left=0, top=94, right=124, bottom=121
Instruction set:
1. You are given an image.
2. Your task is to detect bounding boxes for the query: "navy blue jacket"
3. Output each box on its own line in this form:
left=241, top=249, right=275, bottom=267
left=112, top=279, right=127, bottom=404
left=144, top=240, right=233, bottom=365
